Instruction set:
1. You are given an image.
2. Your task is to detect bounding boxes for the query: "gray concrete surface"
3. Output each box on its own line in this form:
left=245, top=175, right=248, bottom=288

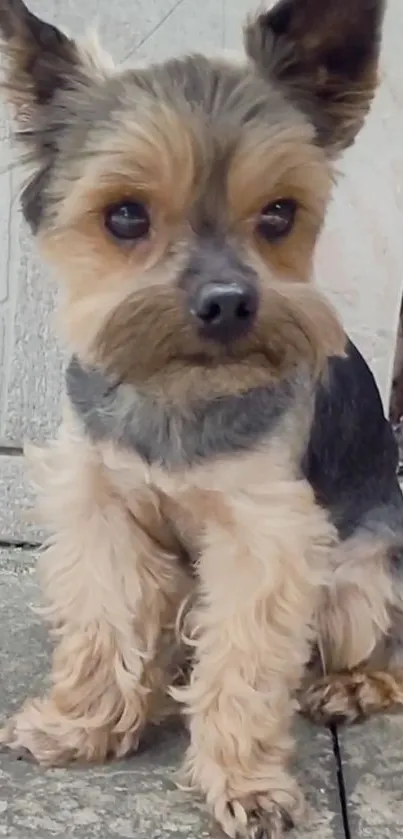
left=1, top=550, right=403, bottom=838
left=340, top=717, right=403, bottom=838
left=0, top=456, right=43, bottom=545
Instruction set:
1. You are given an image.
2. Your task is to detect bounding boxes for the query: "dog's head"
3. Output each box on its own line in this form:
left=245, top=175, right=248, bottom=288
left=0, top=0, right=385, bottom=399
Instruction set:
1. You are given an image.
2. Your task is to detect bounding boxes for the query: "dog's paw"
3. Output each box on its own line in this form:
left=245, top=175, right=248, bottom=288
left=214, top=795, right=297, bottom=839
left=0, top=699, right=139, bottom=766
left=211, top=783, right=303, bottom=839
left=0, top=724, right=36, bottom=763
left=299, top=675, right=359, bottom=725
left=300, top=670, right=403, bottom=726
left=0, top=711, right=55, bottom=765
left=244, top=801, right=295, bottom=839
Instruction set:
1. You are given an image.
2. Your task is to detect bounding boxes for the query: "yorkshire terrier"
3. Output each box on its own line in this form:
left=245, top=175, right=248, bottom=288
left=1, top=0, right=402, bottom=836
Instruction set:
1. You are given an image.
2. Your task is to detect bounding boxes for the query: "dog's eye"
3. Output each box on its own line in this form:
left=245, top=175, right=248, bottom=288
left=104, top=201, right=150, bottom=242
left=257, top=199, right=297, bottom=241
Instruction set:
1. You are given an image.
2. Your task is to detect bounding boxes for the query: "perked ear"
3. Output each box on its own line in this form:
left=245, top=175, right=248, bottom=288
left=0, top=1, right=112, bottom=230
left=0, top=0, right=85, bottom=119
left=244, top=0, right=386, bottom=154
left=0, top=0, right=111, bottom=124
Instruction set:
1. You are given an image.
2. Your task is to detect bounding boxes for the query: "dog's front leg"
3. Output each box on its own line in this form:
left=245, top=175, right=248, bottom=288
left=0, top=417, right=190, bottom=766
left=173, top=486, right=333, bottom=838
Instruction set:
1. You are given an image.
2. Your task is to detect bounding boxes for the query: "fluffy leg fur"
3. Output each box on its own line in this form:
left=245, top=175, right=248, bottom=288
left=172, top=481, right=335, bottom=839
left=0, top=414, right=190, bottom=765
left=300, top=537, right=402, bottom=725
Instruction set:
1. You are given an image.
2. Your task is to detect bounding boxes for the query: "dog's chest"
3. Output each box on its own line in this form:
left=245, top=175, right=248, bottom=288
left=65, top=356, right=320, bottom=562
left=65, top=355, right=300, bottom=471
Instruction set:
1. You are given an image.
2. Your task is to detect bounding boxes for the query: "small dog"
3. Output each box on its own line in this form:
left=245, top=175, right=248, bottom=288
left=1, top=0, right=402, bottom=836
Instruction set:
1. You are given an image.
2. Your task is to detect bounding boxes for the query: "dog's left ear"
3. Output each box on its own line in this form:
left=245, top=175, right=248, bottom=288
left=0, top=1, right=113, bottom=229
left=0, top=0, right=85, bottom=118
left=244, top=0, right=386, bottom=154
left=0, top=0, right=111, bottom=123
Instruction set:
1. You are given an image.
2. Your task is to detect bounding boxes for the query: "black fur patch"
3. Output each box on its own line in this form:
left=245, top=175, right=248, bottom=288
left=304, top=340, right=403, bottom=540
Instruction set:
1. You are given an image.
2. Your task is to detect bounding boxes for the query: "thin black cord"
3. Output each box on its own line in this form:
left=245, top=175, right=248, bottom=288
left=330, top=725, right=352, bottom=839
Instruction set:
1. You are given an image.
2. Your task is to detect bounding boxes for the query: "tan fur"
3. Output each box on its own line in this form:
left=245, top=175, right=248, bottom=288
left=317, top=537, right=396, bottom=672
left=228, top=123, right=333, bottom=281
left=299, top=537, right=400, bottom=726
left=41, top=203, right=345, bottom=397
left=90, top=282, right=345, bottom=396
left=1, top=409, right=337, bottom=834
left=170, top=483, right=335, bottom=836
left=37, top=112, right=337, bottom=390
left=1, top=408, right=193, bottom=764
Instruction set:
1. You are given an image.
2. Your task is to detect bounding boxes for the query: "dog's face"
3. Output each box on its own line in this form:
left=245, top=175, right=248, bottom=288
left=0, top=0, right=385, bottom=397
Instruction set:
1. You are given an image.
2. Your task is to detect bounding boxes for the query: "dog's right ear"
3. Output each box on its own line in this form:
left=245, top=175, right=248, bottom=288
left=244, top=0, right=386, bottom=155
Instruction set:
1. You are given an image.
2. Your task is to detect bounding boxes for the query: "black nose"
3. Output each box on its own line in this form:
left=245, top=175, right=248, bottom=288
left=190, top=281, right=258, bottom=342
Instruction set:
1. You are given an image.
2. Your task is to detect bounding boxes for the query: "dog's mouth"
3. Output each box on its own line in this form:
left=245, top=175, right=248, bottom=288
left=92, top=283, right=345, bottom=393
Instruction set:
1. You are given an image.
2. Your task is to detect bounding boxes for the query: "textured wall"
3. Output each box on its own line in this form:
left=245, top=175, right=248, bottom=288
left=0, top=0, right=402, bottom=539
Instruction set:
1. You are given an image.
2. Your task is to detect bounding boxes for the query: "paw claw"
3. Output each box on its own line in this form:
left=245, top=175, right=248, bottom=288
left=14, top=747, right=37, bottom=763
left=280, top=810, right=294, bottom=832
left=230, top=800, right=248, bottom=826
left=247, top=811, right=269, bottom=839
left=249, top=826, right=267, bottom=839
left=243, top=802, right=294, bottom=839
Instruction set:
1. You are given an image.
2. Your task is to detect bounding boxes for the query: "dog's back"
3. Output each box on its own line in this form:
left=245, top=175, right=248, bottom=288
left=305, top=339, right=403, bottom=542
left=299, top=341, right=403, bottom=726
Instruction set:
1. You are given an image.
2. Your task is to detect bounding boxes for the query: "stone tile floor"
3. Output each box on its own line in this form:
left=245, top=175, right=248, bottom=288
left=0, top=548, right=402, bottom=839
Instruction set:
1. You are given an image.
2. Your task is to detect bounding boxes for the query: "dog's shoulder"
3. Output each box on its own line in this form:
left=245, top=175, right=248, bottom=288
left=303, top=339, right=402, bottom=537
